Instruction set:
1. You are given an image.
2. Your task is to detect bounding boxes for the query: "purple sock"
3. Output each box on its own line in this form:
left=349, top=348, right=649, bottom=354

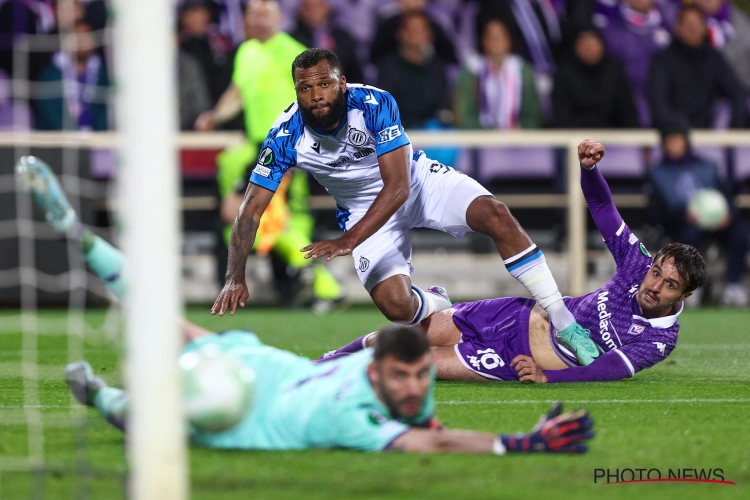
left=317, top=333, right=374, bottom=361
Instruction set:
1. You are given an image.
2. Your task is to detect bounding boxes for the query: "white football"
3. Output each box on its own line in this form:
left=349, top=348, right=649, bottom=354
left=687, top=189, right=729, bottom=230
left=179, top=344, right=255, bottom=432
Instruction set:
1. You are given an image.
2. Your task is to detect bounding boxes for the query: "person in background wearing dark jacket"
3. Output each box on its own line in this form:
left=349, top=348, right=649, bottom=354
left=376, top=11, right=450, bottom=130
left=370, top=0, right=457, bottom=65
left=290, top=0, right=363, bottom=84
left=648, top=5, right=745, bottom=130
left=552, top=29, right=639, bottom=128
left=648, top=127, right=749, bottom=306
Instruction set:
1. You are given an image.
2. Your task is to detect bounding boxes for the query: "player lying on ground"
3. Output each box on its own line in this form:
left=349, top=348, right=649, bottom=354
left=67, top=326, right=594, bottom=453
left=18, top=156, right=594, bottom=454
left=321, top=141, right=708, bottom=383
left=212, top=47, right=599, bottom=366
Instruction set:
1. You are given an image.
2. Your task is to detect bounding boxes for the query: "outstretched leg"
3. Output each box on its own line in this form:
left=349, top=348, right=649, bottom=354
left=465, top=196, right=600, bottom=365
left=17, top=155, right=208, bottom=344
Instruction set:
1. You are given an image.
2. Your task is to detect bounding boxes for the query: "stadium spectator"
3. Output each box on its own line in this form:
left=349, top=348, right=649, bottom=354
left=32, top=21, right=109, bottom=131
left=648, top=6, right=746, bottom=130
left=178, top=48, right=212, bottom=131
left=647, top=127, right=749, bottom=307
left=375, top=11, right=451, bottom=129
left=467, top=0, right=562, bottom=101
left=178, top=0, right=236, bottom=111
left=454, top=19, right=542, bottom=130
left=0, top=0, right=56, bottom=80
left=552, top=30, right=639, bottom=129
left=593, top=0, right=671, bottom=126
left=289, top=0, right=364, bottom=84
left=661, top=0, right=734, bottom=49
left=721, top=6, right=750, bottom=94
left=369, top=0, right=458, bottom=65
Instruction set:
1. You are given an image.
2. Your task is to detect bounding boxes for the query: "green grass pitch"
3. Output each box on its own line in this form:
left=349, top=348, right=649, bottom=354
left=0, top=306, right=748, bottom=499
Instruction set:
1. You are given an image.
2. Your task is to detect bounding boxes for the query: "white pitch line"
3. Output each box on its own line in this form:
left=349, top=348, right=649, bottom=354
left=438, top=399, right=750, bottom=405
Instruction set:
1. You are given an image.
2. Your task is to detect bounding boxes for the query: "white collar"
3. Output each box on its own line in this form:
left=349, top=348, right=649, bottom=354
left=633, top=301, right=684, bottom=329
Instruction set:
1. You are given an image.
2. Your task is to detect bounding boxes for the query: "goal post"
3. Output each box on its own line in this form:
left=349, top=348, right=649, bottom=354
left=113, top=0, right=188, bottom=498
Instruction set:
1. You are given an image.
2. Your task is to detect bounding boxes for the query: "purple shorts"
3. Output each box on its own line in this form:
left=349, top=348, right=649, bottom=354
left=451, top=297, right=534, bottom=381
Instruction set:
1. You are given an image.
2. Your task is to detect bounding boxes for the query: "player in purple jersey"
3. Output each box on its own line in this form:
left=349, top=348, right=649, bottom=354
left=323, top=140, right=708, bottom=383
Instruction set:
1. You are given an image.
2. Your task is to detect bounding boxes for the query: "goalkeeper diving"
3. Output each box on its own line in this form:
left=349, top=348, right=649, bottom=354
left=17, top=156, right=593, bottom=454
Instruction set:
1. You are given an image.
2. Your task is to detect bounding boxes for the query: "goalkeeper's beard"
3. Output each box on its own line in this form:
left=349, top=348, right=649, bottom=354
left=299, top=87, right=348, bottom=131
left=376, top=377, right=424, bottom=420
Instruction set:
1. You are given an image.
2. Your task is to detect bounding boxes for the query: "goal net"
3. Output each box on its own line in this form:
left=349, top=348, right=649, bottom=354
left=0, top=1, right=187, bottom=497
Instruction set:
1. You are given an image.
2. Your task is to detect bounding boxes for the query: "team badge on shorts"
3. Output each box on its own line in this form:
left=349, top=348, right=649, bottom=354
left=348, top=128, right=367, bottom=147
left=358, top=256, right=370, bottom=273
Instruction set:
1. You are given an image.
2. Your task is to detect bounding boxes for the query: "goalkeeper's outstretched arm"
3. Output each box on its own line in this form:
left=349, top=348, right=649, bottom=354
left=389, top=405, right=593, bottom=454
left=212, top=183, right=275, bottom=316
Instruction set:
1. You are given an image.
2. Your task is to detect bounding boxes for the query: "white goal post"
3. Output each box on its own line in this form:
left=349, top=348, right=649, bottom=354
left=113, top=0, right=187, bottom=497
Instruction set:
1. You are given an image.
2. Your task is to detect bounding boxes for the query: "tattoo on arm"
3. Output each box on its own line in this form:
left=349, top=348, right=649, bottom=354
left=225, top=195, right=260, bottom=280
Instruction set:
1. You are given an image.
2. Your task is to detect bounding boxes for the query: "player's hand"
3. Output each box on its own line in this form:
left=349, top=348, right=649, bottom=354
left=500, top=403, right=594, bottom=453
left=578, top=139, right=606, bottom=170
left=511, top=355, right=548, bottom=384
left=211, top=277, right=249, bottom=316
left=195, top=110, right=217, bottom=131
left=301, top=234, right=356, bottom=261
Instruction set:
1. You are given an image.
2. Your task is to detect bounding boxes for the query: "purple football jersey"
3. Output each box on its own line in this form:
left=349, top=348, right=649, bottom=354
left=557, top=221, right=681, bottom=377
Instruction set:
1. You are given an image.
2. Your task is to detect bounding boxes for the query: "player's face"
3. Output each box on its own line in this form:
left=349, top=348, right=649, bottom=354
left=294, top=61, right=348, bottom=131
left=637, top=257, right=692, bottom=317
left=369, top=354, right=433, bottom=420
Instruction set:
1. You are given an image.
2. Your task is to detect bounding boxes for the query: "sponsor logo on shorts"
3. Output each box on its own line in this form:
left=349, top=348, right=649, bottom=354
left=258, top=147, right=274, bottom=166
left=628, top=324, right=646, bottom=335
left=253, top=165, right=271, bottom=178
left=348, top=127, right=367, bottom=147
left=358, top=256, right=370, bottom=273
left=377, top=125, right=401, bottom=145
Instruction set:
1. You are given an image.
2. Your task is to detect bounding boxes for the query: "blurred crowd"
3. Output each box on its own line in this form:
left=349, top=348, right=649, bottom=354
left=1, top=0, right=748, bottom=307
left=0, top=0, right=750, bottom=132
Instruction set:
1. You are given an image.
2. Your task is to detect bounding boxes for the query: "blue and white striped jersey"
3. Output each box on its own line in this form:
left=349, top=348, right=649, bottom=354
left=249, top=84, right=414, bottom=218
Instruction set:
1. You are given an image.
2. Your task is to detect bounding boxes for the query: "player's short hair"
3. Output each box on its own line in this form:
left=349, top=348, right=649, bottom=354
left=291, top=48, right=342, bottom=80
left=653, top=242, right=707, bottom=293
left=373, top=325, right=431, bottom=363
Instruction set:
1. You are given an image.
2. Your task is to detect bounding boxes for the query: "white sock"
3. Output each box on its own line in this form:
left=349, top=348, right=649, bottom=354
left=504, top=245, right=575, bottom=332
left=408, top=285, right=450, bottom=325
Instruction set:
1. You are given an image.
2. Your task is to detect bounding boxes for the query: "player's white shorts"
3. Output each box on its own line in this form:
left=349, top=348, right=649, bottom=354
left=347, top=151, right=492, bottom=293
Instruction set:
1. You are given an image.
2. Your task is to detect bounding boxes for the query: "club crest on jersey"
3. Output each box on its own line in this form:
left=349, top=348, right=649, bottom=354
left=258, top=147, right=274, bottom=166
left=358, top=256, right=370, bottom=272
left=628, top=324, right=646, bottom=335
left=348, top=127, right=367, bottom=147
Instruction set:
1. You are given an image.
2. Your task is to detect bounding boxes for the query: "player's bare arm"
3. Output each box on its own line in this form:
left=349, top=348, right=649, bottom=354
left=302, top=144, right=411, bottom=261
left=212, top=184, right=275, bottom=316
left=390, top=404, right=593, bottom=454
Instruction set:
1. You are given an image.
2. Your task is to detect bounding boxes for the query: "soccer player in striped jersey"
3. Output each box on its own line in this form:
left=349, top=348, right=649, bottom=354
left=17, top=157, right=593, bottom=453
left=213, top=48, right=599, bottom=366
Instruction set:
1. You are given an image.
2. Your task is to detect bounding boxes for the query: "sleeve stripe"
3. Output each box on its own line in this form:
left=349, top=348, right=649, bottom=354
left=615, top=221, right=626, bottom=236
left=613, top=349, right=635, bottom=377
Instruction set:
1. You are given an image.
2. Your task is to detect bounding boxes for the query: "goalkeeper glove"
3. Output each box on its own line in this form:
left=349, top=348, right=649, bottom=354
left=494, top=402, right=594, bottom=454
